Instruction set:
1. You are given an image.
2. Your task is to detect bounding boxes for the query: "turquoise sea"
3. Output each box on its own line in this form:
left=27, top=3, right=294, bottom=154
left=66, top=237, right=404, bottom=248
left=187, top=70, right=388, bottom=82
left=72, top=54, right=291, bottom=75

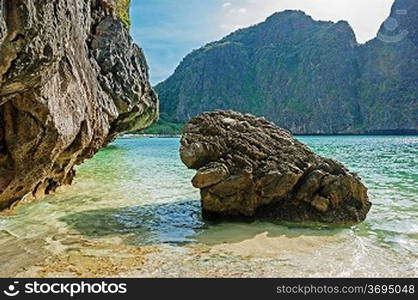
left=0, top=136, right=417, bottom=277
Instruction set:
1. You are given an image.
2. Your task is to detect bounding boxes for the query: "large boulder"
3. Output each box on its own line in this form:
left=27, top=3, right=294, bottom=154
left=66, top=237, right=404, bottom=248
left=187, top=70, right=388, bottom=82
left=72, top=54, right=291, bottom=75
left=0, top=0, right=158, bottom=209
left=180, top=111, right=371, bottom=224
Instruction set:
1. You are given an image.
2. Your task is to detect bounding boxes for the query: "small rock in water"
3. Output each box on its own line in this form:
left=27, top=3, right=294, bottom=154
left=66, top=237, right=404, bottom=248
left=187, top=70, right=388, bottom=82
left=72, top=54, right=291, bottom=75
left=180, top=110, right=372, bottom=224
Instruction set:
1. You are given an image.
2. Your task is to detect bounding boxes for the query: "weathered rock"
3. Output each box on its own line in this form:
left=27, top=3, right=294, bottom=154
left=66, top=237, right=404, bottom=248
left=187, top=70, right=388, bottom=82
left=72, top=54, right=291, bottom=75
left=180, top=110, right=371, bottom=224
left=0, top=0, right=158, bottom=209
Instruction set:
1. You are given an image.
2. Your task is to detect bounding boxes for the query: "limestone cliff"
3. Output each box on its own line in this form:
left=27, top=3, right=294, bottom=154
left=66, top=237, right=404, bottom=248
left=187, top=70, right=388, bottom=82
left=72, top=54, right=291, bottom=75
left=0, top=0, right=158, bottom=209
left=156, top=0, right=417, bottom=134
left=358, top=0, right=418, bottom=133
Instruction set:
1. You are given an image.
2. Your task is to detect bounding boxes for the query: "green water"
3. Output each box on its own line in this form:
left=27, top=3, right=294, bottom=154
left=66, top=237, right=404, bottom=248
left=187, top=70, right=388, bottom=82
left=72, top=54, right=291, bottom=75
left=0, top=136, right=417, bottom=277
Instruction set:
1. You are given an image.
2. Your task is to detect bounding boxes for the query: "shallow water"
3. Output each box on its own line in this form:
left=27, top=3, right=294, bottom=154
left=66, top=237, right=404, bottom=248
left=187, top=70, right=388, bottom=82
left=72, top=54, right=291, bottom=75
left=0, top=136, right=417, bottom=277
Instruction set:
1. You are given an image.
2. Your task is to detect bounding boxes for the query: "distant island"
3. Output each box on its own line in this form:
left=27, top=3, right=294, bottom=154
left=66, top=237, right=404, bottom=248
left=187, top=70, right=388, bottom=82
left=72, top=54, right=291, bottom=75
left=140, top=118, right=184, bottom=135
left=144, top=0, right=417, bottom=135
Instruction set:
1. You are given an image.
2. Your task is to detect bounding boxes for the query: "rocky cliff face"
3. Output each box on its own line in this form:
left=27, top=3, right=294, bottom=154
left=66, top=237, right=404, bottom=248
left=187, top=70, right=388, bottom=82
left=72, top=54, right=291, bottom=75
left=180, top=111, right=371, bottom=224
left=156, top=0, right=417, bottom=134
left=358, top=0, right=418, bottom=133
left=0, top=0, right=158, bottom=209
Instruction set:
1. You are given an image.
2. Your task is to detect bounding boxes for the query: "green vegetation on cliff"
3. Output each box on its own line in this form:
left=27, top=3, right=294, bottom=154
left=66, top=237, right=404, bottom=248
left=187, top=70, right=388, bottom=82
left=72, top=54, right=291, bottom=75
left=115, top=0, right=131, bottom=28
left=140, top=119, right=184, bottom=135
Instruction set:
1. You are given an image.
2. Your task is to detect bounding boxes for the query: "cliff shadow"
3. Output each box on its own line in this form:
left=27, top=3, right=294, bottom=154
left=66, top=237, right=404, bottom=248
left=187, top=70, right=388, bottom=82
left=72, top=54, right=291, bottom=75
left=60, top=199, right=349, bottom=246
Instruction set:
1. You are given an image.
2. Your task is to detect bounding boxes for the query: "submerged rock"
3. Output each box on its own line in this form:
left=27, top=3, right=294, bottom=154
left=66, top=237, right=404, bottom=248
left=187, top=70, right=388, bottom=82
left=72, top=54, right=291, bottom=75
left=180, top=111, right=371, bottom=224
left=0, top=0, right=158, bottom=209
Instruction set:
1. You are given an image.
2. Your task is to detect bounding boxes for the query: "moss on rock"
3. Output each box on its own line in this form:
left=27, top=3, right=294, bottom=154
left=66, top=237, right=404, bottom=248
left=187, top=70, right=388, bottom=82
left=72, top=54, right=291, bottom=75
left=115, top=0, right=131, bottom=29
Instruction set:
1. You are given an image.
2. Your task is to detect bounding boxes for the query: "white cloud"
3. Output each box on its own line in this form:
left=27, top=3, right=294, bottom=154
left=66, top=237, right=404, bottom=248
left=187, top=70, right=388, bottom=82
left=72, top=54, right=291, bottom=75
left=133, top=0, right=398, bottom=83
left=215, top=0, right=396, bottom=43
left=220, top=23, right=244, bottom=32
left=226, top=7, right=249, bottom=17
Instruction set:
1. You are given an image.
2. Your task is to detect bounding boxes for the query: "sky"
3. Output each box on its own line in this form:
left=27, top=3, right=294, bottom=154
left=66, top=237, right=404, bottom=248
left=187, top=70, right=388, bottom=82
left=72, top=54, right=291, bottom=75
left=130, top=0, right=395, bottom=85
